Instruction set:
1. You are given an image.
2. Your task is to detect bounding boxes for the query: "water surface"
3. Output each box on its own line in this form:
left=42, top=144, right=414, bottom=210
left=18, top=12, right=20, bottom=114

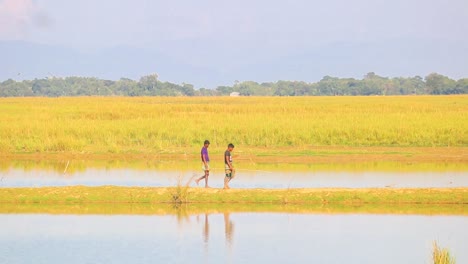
left=0, top=212, right=466, bottom=264
left=1, top=167, right=466, bottom=188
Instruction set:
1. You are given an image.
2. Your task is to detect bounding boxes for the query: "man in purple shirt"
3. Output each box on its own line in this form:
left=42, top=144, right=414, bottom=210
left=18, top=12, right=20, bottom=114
left=196, top=140, right=210, bottom=187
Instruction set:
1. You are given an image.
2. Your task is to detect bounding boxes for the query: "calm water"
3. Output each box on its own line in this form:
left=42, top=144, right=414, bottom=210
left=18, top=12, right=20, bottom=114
left=2, top=161, right=467, bottom=263
left=1, top=168, right=467, bottom=188
left=0, top=212, right=466, bottom=264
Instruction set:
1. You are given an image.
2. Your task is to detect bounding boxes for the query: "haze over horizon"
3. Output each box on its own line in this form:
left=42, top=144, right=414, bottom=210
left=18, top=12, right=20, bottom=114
left=1, top=0, right=467, bottom=88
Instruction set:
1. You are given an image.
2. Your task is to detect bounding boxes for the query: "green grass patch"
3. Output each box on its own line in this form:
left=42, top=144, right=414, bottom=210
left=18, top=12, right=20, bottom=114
left=1, top=186, right=466, bottom=207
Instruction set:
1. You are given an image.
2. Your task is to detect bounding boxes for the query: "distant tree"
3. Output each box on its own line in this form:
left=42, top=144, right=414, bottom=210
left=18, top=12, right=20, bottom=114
left=317, top=76, right=341, bottom=95
left=216, top=86, right=234, bottom=95
left=274, top=81, right=295, bottom=96
left=113, top=78, right=138, bottom=96
left=390, top=77, right=422, bottom=95
left=181, top=83, right=195, bottom=96
left=197, top=88, right=218, bottom=96
left=236, top=81, right=259, bottom=96
left=425, top=73, right=456, bottom=94
left=139, top=74, right=159, bottom=95
left=361, top=72, right=387, bottom=95
left=455, top=79, right=468, bottom=94
left=0, top=79, right=33, bottom=96
left=287, top=81, right=312, bottom=96
left=0, top=73, right=466, bottom=97
left=32, top=79, right=50, bottom=95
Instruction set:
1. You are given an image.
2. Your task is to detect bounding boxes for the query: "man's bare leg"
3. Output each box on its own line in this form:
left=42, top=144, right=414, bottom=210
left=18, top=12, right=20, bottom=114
left=223, top=176, right=230, bottom=189
left=195, top=175, right=205, bottom=185
left=196, top=170, right=210, bottom=187
left=204, top=170, right=210, bottom=188
left=196, top=170, right=208, bottom=185
left=224, top=168, right=235, bottom=189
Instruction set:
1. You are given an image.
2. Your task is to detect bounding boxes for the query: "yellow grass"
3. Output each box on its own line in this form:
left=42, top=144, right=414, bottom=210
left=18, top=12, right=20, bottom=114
left=432, top=241, right=456, bottom=264
left=0, top=96, right=466, bottom=155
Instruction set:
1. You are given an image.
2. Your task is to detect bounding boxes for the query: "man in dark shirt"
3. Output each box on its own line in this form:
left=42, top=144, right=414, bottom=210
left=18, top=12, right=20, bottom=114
left=196, top=140, right=210, bottom=188
left=224, top=143, right=235, bottom=189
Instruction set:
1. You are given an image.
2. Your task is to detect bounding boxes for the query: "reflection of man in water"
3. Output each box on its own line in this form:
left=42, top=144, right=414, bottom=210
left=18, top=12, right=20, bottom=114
left=201, top=213, right=234, bottom=251
left=203, top=213, right=209, bottom=245
left=224, top=212, right=234, bottom=250
left=200, top=213, right=210, bottom=260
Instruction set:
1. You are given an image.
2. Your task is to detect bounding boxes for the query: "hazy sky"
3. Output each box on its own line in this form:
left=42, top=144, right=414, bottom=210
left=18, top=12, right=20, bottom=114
left=1, top=0, right=467, bottom=87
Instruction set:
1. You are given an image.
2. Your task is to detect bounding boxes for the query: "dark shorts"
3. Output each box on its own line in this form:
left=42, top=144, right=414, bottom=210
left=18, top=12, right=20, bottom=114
left=225, top=164, right=234, bottom=178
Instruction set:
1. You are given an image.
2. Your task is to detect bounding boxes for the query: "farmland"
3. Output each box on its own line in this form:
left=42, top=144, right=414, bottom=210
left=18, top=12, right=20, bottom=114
left=0, top=96, right=466, bottom=158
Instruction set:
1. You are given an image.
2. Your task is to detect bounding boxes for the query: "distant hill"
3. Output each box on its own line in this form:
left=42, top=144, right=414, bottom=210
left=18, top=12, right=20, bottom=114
left=0, top=41, right=221, bottom=88
left=2, top=39, right=467, bottom=89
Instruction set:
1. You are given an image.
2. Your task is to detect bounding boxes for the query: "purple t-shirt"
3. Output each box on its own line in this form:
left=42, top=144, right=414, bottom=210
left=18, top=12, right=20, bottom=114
left=201, top=147, right=210, bottom=162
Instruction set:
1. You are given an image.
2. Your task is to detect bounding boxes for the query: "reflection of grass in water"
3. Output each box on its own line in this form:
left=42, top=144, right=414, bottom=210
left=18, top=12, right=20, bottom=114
left=0, top=158, right=467, bottom=174
left=432, top=241, right=456, bottom=264
left=257, top=149, right=413, bottom=156
left=1, top=202, right=467, bottom=216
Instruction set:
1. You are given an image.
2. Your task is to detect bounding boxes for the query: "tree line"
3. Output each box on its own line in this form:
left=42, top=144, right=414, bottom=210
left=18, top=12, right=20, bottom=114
left=1, top=72, right=466, bottom=97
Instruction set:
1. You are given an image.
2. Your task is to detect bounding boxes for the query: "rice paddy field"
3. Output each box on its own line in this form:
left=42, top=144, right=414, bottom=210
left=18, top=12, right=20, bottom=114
left=0, top=95, right=466, bottom=158
left=1, top=96, right=467, bottom=264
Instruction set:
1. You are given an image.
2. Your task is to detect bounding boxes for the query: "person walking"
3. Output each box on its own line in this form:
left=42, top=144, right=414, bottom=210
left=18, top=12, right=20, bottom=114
left=196, top=140, right=211, bottom=188
left=224, top=143, right=235, bottom=189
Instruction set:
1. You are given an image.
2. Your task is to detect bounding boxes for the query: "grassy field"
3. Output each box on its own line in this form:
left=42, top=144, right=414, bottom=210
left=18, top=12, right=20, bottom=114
left=0, top=96, right=466, bottom=157
left=1, top=186, right=466, bottom=206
